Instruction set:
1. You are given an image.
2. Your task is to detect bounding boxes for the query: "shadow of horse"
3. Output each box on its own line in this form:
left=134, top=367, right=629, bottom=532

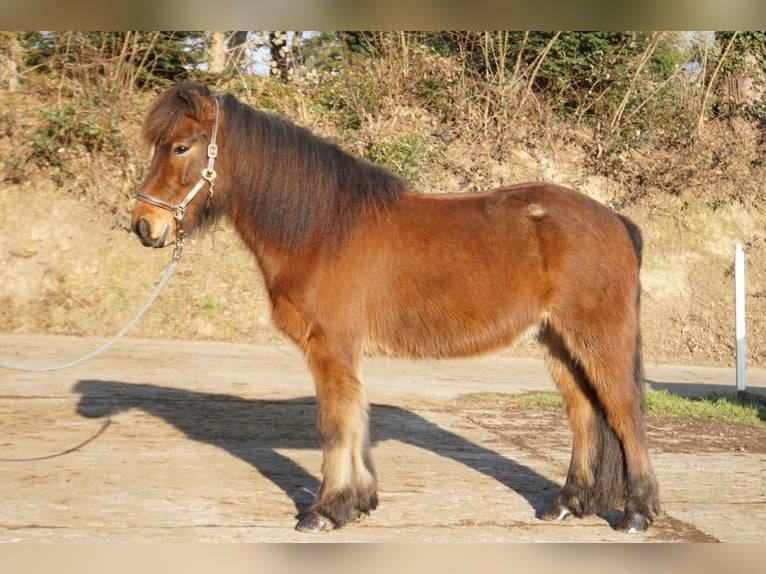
left=72, top=379, right=561, bottom=521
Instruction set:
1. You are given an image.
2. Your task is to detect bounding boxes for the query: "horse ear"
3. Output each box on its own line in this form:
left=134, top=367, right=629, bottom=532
left=176, top=83, right=213, bottom=122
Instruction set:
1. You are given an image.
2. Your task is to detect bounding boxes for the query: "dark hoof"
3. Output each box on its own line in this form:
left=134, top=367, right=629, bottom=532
left=295, top=511, right=334, bottom=533
left=617, top=512, right=650, bottom=533
left=539, top=503, right=575, bottom=522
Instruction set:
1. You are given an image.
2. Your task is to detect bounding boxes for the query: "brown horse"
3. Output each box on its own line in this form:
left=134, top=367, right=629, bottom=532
left=131, top=82, right=660, bottom=533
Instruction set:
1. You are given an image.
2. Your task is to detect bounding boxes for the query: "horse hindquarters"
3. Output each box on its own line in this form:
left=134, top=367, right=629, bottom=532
left=536, top=208, right=660, bottom=531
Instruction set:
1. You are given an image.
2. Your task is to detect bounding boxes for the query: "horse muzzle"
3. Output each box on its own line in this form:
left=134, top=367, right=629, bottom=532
left=133, top=216, right=172, bottom=248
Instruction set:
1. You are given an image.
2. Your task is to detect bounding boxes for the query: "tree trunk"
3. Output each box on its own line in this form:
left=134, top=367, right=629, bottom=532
left=725, top=54, right=765, bottom=113
left=227, top=31, right=248, bottom=72
left=268, top=31, right=290, bottom=83
left=1, top=33, right=21, bottom=92
left=209, top=31, right=226, bottom=74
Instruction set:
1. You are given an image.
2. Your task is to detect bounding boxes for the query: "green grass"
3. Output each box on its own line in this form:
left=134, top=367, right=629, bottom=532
left=510, top=392, right=566, bottom=413
left=195, top=297, right=220, bottom=319
left=510, top=390, right=766, bottom=428
left=646, top=390, right=765, bottom=426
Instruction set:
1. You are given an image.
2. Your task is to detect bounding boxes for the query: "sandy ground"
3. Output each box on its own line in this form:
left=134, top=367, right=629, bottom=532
left=0, top=334, right=764, bottom=543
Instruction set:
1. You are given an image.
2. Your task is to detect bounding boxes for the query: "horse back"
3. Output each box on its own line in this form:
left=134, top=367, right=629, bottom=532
left=331, top=183, right=641, bottom=359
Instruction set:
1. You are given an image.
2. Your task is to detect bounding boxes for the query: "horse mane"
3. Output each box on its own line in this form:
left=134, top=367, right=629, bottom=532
left=142, top=83, right=409, bottom=249
left=142, top=83, right=211, bottom=148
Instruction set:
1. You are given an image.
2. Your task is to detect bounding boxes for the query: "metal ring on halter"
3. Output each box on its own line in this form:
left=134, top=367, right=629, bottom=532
left=202, top=168, right=217, bottom=183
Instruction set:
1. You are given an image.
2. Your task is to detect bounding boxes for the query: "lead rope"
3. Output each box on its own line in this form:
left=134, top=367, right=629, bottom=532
left=0, top=255, right=179, bottom=373
left=1, top=96, right=222, bottom=373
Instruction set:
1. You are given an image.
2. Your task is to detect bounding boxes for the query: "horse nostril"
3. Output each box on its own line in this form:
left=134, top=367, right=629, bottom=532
left=136, top=217, right=151, bottom=241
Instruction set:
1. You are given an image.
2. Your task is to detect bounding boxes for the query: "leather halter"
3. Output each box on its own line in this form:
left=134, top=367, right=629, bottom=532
left=136, top=95, right=220, bottom=261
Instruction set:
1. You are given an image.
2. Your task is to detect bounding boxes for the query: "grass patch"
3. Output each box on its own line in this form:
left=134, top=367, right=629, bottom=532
left=196, top=297, right=220, bottom=318
left=646, top=390, right=765, bottom=426
left=509, top=390, right=766, bottom=428
left=510, top=392, right=565, bottom=412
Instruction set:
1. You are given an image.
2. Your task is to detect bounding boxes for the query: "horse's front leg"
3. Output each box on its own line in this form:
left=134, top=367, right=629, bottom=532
left=295, top=335, right=377, bottom=532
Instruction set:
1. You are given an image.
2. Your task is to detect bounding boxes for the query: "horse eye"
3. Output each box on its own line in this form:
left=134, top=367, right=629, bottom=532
left=172, top=145, right=189, bottom=156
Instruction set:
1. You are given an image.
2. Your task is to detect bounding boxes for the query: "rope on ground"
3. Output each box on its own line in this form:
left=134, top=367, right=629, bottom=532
left=0, top=415, right=113, bottom=462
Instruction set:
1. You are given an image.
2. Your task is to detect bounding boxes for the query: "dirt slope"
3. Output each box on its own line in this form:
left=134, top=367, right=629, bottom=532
left=0, top=84, right=765, bottom=367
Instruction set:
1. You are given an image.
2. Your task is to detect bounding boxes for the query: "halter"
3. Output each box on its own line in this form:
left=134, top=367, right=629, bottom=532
left=136, top=95, right=220, bottom=262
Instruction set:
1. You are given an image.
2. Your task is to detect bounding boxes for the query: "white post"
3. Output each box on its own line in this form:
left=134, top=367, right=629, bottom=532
left=735, top=243, right=746, bottom=392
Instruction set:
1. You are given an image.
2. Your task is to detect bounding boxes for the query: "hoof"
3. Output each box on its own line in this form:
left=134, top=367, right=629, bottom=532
left=295, top=511, right=334, bottom=533
left=539, top=503, right=575, bottom=522
left=617, top=512, right=650, bottom=533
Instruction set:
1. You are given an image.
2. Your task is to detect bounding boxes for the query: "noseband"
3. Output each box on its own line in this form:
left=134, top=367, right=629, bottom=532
left=136, top=95, right=220, bottom=261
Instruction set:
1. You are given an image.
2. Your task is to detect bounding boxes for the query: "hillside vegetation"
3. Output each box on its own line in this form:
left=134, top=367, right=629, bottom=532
left=1, top=31, right=764, bottom=368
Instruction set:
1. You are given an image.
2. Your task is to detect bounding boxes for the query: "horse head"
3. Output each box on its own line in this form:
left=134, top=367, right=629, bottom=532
left=131, top=82, right=222, bottom=249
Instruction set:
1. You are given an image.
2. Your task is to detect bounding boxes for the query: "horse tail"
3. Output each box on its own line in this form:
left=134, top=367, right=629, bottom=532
left=618, top=213, right=645, bottom=395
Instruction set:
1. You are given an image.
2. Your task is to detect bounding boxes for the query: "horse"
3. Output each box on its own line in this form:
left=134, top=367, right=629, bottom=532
left=131, top=82, right=660, bottom=533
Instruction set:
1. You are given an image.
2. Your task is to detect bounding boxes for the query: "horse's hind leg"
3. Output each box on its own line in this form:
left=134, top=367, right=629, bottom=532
left=295, top=334, right=377, bottom=533
left=538, top=314, right=659, bottom=532
left=585, top=359, right=660, bottom=532
left=538, top=326, right=607, bottom=521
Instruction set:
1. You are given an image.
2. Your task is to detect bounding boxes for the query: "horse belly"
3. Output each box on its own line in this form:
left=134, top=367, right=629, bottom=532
left=367, top=307, right=538, bottom=359
left=364, top=238, right=543, bottom=359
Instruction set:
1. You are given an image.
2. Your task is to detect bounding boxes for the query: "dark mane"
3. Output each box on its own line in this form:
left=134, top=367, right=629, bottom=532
left=141, top=83, right=211, bottom=148
left=222, top=93, right=409, bottom=248
left=142, top=83, right=409, bottom=248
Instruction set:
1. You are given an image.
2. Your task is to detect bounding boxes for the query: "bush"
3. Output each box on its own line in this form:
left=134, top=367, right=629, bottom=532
left=366, top=133, right=439, bottom=190
left=28, top=100, right=122, bottom=173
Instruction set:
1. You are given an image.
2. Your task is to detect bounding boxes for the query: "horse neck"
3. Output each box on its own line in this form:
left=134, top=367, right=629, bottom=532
left=216, top=102, right=406, bottom=284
